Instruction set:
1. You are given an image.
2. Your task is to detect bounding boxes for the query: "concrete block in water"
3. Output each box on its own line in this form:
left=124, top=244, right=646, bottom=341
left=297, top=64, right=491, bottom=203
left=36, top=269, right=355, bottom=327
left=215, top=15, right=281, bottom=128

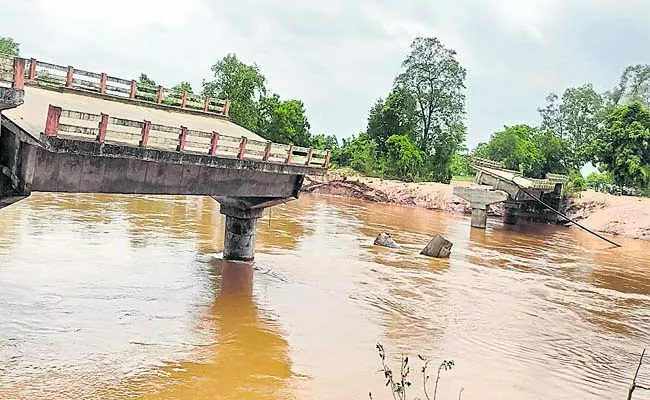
left=374, top=232, right=401, bottom=249
left=421, top=234, right=453, bottom=258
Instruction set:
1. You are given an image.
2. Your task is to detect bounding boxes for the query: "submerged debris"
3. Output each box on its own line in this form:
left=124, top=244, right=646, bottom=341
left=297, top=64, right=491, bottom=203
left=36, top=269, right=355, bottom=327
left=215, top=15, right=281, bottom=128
left=421, top=233, right=453, bottom=258
left=374, top=232, right=401, bottom=249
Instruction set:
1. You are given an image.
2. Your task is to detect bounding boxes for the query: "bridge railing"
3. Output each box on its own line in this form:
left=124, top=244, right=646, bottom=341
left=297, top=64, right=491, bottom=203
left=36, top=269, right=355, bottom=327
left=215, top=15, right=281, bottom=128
left=43, top=105, right=330, bottom=168
left=0, top=56, right=231, bottom=118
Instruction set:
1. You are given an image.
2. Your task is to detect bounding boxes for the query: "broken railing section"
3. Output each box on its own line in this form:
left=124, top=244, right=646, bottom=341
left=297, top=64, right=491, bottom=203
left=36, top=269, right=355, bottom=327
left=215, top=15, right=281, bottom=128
left=0, top=54, right=230, bottom=117
left=43, top=105, right=332, bottom=168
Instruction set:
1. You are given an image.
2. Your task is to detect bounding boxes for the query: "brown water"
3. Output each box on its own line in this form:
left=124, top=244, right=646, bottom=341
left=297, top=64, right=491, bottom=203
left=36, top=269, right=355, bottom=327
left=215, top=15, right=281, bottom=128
left=1, top=193, right=650, bottom=400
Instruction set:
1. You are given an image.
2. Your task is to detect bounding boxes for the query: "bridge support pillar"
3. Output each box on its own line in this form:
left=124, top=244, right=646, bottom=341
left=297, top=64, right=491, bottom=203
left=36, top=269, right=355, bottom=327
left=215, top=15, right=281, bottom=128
left=213, top=196, right=297, bottom=262
left=470, top=208, right=488, bottom=229
left=503, top=203, right=518, bottom=225
left=220, top=205, right=264, bottom=262
left=453, top=187, right=509, bottom=230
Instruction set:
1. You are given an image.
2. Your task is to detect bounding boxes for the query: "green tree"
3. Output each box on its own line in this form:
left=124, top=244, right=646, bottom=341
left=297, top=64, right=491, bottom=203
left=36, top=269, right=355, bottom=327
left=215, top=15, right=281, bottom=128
left=310, top=134, right=338, bottom=150
left=0, top=37, right=19, bottom=56
left=172, top=81, right=193, bottom=94
left=449, top=151, right=473, bottom=177
left=538, top=84, right=605, bottom=168
left=592, top=102, right=650, bottom=189
left=366, top=87, right=418, bottom=153
left=331, top=133, right=379, bottom=176
left=585, top=171, right=614, bottom=186
left=395, top=37, right=467, bottom=162
left=383, top=135, right=423, bottom=181
left=606, top=65, right=650, bottom=108
left=257, top=94, right=311, bottom=146
left=477, top=125, right=568, bottom=178
left=138, top=73, right=156, bottom=87
left=203, top=54, right=266, bottom=131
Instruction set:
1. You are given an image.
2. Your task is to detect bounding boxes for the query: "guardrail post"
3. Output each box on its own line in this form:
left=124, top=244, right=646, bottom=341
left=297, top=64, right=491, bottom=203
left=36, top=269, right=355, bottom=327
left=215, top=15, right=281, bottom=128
left=209, top=131, right=220, bottom=156
left=139, top=120, right=151, bottom=148
left=181, top=91, right=188, bottom=108
left=28, top=58, right=37, bottom=80
left=323, top=150, right=331, bottom=168
left=44, top=105, right=62, bottom=137
left=285, top=144, right=294, bottom=165
left=203, top=97, right=210, bottom=112
left=66, top=66, right=73, bottom=88
left=129, top=80, right=137, bottom=99
left=97, top=113, right=108, bottom=143
left=238, top=136, right=248, bottom=160
left=12, top=58, right=25, bottom=90
left=263, top=142, right=272, bottom=161
left=305, top=147, right=314, bottom=166
left=223, top=100, right=231, bottom=117
left=157, top=86, right=164, bottom=104
left=176, top=126, right=187, bottom=152
left=100, top=73, right=107, bottom=94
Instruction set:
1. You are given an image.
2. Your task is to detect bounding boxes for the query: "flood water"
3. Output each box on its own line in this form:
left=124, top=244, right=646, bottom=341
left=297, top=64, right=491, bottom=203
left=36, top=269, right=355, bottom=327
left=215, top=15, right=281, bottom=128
left=1, top=193, right=650, bottom=399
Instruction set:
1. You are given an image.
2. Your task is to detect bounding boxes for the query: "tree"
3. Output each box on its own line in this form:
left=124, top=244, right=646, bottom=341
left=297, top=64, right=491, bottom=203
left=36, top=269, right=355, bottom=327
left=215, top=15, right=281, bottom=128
left=331, top=133, right=379, bottom=176
left=172, top=81, right=193, bottom=94
left=257, top=94, right=311, bottom=146
left=0, top=37, right=19, bottom=56
left=605, top=65, right=650, bottom=108
left=592, top=102, right=650, bottom=189
left=310, top=134, right=338, bottom=150
left=203, top=54, right=266, bottom=131
left=138, top=73, right=156, bottom=87
left=395, top=37, right=467, bottom=160
left=366, top=88, right=418, bottom=153
left=475, top=125, right=568, bottom=178
left=538, top=84, right=605, bottom=168
left=383, top=135, right=423, bottom=181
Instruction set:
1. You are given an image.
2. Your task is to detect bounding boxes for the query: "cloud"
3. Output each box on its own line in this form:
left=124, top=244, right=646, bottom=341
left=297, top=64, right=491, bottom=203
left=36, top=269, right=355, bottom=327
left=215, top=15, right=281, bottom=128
left=2, top=0, right=649, bottom=147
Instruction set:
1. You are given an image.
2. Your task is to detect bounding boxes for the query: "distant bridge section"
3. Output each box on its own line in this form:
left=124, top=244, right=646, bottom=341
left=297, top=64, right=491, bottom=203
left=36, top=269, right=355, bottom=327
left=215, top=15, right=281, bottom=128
left=454, top=158, right=567, bottom=228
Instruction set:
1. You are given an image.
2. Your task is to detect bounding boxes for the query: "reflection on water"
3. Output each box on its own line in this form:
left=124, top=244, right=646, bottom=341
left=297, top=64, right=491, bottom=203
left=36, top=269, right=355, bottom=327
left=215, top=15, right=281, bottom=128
left=1, top=193, right=650, bottom=399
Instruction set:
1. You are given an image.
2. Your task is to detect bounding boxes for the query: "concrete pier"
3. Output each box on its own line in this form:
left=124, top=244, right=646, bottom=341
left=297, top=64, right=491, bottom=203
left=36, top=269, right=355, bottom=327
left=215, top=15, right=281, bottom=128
left=503, top=203, right=518, bottom=225
left=453, top=187, right=509, bottom=229
left=220, top=205, right=264, bottom=262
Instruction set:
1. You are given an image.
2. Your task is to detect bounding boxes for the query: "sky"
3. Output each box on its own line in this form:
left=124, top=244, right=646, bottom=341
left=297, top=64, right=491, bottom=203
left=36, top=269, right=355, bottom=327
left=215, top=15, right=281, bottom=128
left=2, top=0, right=650, bottom=149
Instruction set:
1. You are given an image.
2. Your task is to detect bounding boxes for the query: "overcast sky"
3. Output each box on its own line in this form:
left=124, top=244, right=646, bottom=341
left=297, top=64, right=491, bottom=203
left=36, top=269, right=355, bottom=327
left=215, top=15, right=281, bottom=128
left=2, top=0, right=649, bottom=148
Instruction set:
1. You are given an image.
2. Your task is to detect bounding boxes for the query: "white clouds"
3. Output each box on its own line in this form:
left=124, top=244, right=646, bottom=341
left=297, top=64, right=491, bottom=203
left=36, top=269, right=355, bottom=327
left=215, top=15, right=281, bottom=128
left=1, top=0, right=648, bottom=147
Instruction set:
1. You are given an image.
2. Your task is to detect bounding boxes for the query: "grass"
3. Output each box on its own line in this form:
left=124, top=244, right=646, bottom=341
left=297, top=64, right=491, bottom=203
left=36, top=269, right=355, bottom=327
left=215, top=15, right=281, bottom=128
left=451, top=175, right=474, bottom=182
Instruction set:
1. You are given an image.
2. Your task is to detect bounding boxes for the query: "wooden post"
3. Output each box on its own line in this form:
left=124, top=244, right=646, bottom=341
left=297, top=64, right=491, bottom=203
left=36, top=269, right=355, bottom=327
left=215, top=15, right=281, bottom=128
left=238, top=136, right=248, bottom=160
left=139, top=120, right=151, bottom=148
left=44, top=105, right=62, bottom=136
left=285, top=144, right=294, bottom=165
left=28, top=58, right=37, bottom=80
left=209, top=131, right=220, bottom=156
left=99, top=73, right=107, bottom=94
left=305, top=147, right=314, bottom=166
left=176, top=126, right=187, bottom=152
left=263, top=142, right=272, bottom=161
left=223, top=100, right=231, bottom=117
left=66, top=66, right=73, bottom=88
left=203, top=97, right=210, bottom=112
left=157, top=85, right=164, bottom=104
left=12, top=58, right=25, bottom=90
left=129, top=80, right=137, bottom=99
left=322, top=150, right=331, bottom=168
left=181, top=91, right=188, bottom=108
left=97, top=113, right=108, bottom=143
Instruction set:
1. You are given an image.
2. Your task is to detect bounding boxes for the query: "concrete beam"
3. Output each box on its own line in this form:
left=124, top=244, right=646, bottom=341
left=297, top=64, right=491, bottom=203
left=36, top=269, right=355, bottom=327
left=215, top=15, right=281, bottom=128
left=454, top=187, right=509, bottom=229
left=0, top=88, right=24, bottom=111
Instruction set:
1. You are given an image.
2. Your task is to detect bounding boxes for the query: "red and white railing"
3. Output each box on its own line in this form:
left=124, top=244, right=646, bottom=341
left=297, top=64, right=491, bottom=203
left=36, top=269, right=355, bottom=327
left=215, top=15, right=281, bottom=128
left=0, top=54, right=230, bottom=117
left=44, top=105, right=331, bottom=168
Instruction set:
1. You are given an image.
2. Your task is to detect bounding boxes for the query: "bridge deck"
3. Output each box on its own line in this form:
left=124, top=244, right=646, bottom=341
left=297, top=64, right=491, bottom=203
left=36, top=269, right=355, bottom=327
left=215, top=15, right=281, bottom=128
left=3, top=86, right=265, bottom=143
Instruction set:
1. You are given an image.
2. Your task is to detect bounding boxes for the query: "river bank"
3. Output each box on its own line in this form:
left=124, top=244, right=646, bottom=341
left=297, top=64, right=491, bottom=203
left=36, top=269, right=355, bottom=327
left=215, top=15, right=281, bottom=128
left=304, top=171, right=650, bottom=241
